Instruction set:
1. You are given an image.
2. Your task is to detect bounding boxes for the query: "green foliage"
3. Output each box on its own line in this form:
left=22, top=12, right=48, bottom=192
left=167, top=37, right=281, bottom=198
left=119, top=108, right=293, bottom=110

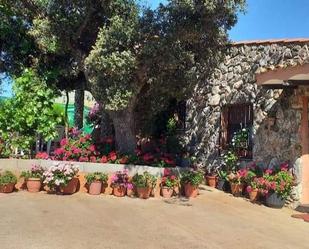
left=132, top=171, right=157, bottom=188
left=223, top=150, right=238, bottom=173
left=85, top=172, right=108, bottom=184
left=0, top=69, right=60, bottom=153
left=0, top=171, right=17, bottom=185
left=180, top=170, right=203, bottom=187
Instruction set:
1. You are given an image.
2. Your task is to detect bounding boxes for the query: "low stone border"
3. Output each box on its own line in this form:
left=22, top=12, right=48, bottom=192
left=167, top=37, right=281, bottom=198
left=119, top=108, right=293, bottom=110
left=0, top=159, right=189, bottom=197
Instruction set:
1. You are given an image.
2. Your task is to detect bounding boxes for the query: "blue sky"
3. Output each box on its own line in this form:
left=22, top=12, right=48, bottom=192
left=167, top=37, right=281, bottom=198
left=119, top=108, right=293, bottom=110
left=149, top=0, right=309, bottom=41
left=1, top=0, right=309, bottom=97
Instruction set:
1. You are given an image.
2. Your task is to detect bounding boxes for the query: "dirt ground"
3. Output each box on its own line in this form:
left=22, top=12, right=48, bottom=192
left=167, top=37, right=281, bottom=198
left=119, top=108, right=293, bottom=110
left=0, top=186, right=308, bottom=249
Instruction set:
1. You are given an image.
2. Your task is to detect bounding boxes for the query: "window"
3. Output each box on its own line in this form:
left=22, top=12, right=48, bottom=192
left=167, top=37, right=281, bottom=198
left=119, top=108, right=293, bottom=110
left=220, top=104, right=253, bottom=159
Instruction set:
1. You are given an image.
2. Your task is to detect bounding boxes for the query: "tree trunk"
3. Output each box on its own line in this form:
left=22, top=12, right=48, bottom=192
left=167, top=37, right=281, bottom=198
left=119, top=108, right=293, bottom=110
left=74, top=88, right=84, bottom=129
left=64, top=91, right=69, bottom=139
left=108, top=107, right=136, bottom=154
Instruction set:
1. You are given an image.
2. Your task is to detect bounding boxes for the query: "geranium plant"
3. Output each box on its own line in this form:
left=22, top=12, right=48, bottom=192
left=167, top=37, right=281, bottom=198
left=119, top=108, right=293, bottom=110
left=85, top=172, right=108, bottom=184
left=161, top=174, right=179, bottom=189
left=0, top=171, right=17, bottom=186
left=227, top=168, right=248, bottom=184
left=180, top=170, right=203, bottom=187
left=43, top=162, right=79, bottom=191
left=21, top=164, right=45, bottom=180
left=132, top=172, right=157, bottom=188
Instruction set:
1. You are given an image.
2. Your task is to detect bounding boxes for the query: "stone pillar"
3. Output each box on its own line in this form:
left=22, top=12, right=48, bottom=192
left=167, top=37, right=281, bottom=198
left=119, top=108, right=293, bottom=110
left=300, top=96, right=309, bottom=203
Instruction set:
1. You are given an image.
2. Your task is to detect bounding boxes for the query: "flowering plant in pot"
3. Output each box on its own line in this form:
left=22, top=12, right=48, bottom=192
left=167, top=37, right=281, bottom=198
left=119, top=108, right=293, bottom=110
left=205, top=165, right=218, bottom=188
left=227, top=168, right=248, bottom=197
left=132, top=172, right=157, bottom=199
left=246, top=177, right=264, bottom=202
left=161, top=171, right=179, bottom=198
left=20, top=164, right=45, bottom=192
left=111, top=169, right=129, bottom=197
left=262, top=163, right=294, bottom=208
left=43, top=163, right=79, bottom=194
left=0, top=171, right=17, bottom=193
left=85, top=172, right=108, bottom=195
left=180, top=170, right=203, bottom=198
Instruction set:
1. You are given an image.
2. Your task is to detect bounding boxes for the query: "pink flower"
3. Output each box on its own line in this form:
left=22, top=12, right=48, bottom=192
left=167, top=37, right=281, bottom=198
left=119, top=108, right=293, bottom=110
left=60, top=138, right=68, bottom=146
left=89, top=145, right=95, bottom=152
left=90, top=156, right=97, bottom=163
left=100, top=156, right=108, bottom=163
left=265, top=169, right=273, bottom=175
left=246, top=186, right=252, bottom=193
left=163, top=168, right=171, bottom=176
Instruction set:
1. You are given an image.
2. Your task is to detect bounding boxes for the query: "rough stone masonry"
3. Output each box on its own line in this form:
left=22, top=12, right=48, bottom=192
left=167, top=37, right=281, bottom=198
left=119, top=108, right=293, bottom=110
left=185, top=40, right=309, bottom=206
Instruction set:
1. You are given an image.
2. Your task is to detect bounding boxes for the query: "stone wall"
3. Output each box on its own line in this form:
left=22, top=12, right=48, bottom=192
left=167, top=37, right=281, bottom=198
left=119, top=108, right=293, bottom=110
left=185, top=41, right=309, bottom=206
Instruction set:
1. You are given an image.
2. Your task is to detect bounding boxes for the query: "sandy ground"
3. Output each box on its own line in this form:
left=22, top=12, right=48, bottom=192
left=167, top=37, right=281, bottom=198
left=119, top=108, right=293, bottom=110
left=0, top=186, right=308, bottom=249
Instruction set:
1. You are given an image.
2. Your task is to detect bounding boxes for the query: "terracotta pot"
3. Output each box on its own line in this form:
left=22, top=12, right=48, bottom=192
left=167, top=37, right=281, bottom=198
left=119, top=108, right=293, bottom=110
left=161, top=187, right=173, bottom=198
left=174, top=185, right=180, bottom=196
left=184, top=183, right=199, bottom=198
left=205, top=175, right=217, bottom=188
left=249, top=189, right=259, bottom=202
left=88, top=181, right=102, bottom=195
left=0, top=183, right=15, bottom=193
left=26, top=178, right=42, bottom=193
left=126, top=188, right=135, bottom=197
left=230, top=183, right=244, bottom=197
left=113, top=185, right=126, bottom=197
left=136, top=187, right=152, bottom=199
left=60, top=178, right=79, bottom=195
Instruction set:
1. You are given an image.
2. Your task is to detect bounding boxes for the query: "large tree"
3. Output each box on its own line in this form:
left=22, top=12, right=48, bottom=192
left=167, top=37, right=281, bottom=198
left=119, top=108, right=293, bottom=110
left=2, top=0, right=245, bottom=154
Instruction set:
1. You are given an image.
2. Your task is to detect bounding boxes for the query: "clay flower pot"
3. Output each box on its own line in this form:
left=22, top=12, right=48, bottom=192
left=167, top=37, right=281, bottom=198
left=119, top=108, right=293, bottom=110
left=126, top=188, right=135, bottom=197
left=230, top=183, right=244, bottom=197
left=60, top=178, right=79, bottom=195
left=205, top=175, right=217, bottom=188
left=0, top=183, right=15, bottom=193
left=113, top=185, right=126, bottom=197
left=249, top=189, right=259, bottom=202
left=173, top=185, right=180, bottom=196
left=26, top=178, right=42, bottom=193
left=161, top=187, right=173, bottom=198
left=136, top=187, right=152, bottom=199
left=184, top=183, right=199, bottom=198
left=88, top=181, right=102, bottom=195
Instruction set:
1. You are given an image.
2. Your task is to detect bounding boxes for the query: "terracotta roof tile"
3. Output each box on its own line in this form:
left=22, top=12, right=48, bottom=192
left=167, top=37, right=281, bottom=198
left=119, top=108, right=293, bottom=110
left=232, top=38, right=309, bottom=46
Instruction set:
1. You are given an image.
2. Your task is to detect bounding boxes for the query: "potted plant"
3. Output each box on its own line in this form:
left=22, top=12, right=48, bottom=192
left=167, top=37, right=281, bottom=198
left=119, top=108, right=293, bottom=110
left=217, top=169, right=228, bottom=191
left=20, top=164, right=45, bottom=192
left=180, top=170, right=203, bottom=198
left=43, top=162, right=79, bottom=194
left=111, top=170, right=129, bottom=197
left=246, top=177, right=260, bottom=202
left=0, top=171, right=17, bottom=193
left=132, top=172, right=157, bottom=199
left=227, top=168, right=248, bottom=197
left=205, top=165, right=218, bottom=188
left=85, top=172, right=108, bottom=195
left=263, top=164, right=294, bottom=208
left=161, top=173, right=179, bottom=198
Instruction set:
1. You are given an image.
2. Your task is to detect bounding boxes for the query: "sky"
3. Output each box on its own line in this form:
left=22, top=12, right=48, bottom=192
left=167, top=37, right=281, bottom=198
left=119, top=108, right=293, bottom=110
left=1, top=0, right=309, bottom=97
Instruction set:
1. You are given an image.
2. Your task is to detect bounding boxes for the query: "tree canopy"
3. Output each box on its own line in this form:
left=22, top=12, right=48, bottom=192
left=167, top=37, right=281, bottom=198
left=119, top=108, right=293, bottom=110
left=0, top=0, right=245, bottom=153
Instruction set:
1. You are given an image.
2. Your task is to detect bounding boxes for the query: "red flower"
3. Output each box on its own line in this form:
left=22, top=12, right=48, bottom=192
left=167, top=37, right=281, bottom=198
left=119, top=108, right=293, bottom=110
left=143, top=153, right=154, bottom=162
left=163, top=168, right=171, bottom=176
left=246, top=186, right=252, bottom=193
left=89, top=145, right=96, bottom=152
left=100, top=156, right=108, bottom=163
left=170, top=175, right=176, bottom=180
left=85, top=134, right=91, bottom=140
left=60, top=138, right=68, bottom=146
left=90, top=156, right=97, bottom=163
left=120, top=157, right=128, bottom=164
left=79, top=137, right=86, bottom=143
left=265, top=169, right=273, bottom=175
left=109, top=151, right=117, bottom=161
left=161, top=177, right=167, bottom=183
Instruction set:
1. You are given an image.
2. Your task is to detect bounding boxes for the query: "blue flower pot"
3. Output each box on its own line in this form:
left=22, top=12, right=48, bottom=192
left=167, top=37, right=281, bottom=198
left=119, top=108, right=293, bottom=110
left=265, top=192, right=285, bottom=209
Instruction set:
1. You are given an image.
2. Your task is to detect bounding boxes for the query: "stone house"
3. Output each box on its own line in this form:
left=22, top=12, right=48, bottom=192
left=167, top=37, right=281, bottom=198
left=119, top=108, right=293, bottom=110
left=185, top=38, right=309, bottom=208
